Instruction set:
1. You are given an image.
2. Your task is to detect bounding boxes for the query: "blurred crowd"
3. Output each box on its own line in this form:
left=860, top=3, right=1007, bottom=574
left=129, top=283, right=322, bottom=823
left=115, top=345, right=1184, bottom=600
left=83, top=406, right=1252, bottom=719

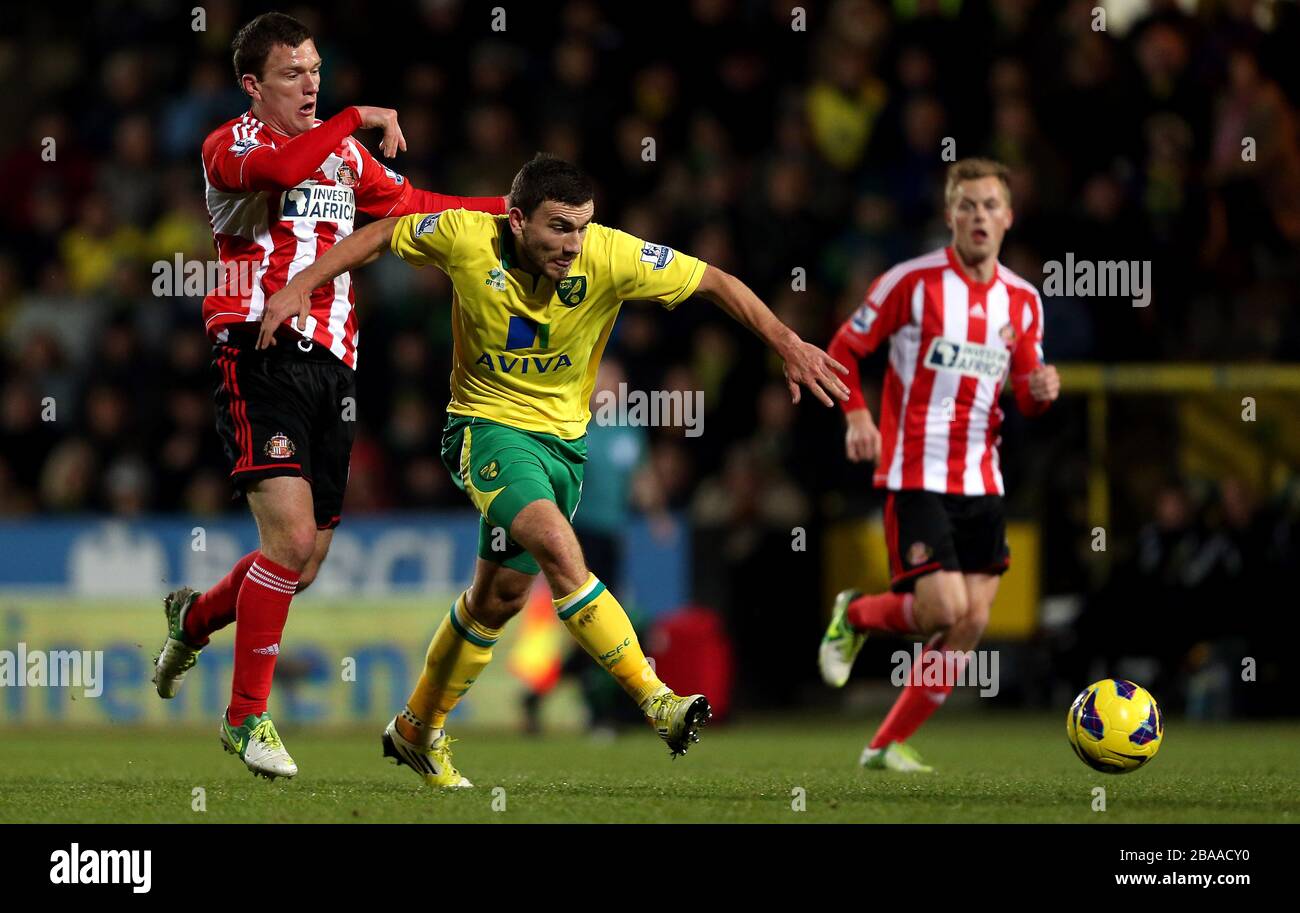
left=1050, top=473, right=1300, bottom=717
left=1, top=1, right=1298, bottom=706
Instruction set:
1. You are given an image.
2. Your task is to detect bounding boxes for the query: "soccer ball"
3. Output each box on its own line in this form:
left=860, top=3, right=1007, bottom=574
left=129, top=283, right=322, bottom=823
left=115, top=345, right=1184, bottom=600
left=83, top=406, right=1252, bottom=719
left=1065, top=679, right=1164, bottom=774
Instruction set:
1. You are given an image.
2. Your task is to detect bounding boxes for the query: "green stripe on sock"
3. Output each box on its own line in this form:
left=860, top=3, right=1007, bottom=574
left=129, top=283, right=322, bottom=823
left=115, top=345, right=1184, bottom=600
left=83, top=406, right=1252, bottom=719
left=557, top=580, right=606, bottom=621
left=448, top=601, right=496, bottom=647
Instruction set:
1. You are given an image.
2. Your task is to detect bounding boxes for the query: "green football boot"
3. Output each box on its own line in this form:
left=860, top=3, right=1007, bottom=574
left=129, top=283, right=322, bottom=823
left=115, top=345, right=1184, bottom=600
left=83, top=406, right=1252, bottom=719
left=221, top=710, right=299, bottom=779
left=819, top=589, right=867, bottom=688
left=152, top=586, right=203, bottom=699
left=860, top=742, right=934, bottom=773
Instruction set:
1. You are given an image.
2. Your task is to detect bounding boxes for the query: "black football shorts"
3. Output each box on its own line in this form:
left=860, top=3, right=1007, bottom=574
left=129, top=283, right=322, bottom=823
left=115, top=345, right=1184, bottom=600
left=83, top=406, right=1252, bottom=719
left=884, top=489, right=1010, bottom=592
left=211, top=328, right=356, bottom=529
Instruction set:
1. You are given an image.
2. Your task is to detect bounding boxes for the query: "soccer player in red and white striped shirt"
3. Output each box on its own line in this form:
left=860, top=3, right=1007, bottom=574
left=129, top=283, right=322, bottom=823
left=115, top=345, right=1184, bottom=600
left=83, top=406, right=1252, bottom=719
left=151, top=12, right=505, bottom=779
left=818, top=159, right=1060, bottom=772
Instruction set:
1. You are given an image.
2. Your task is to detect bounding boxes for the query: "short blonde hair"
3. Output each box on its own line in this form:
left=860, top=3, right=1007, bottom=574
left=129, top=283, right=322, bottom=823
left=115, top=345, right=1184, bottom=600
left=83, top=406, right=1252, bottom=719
left=944, top=158, right=1012, bottom=208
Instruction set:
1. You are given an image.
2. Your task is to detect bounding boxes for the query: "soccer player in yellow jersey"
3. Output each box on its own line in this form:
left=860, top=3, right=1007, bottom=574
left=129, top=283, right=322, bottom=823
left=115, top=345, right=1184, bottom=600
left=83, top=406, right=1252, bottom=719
left=260, top=154, right=849, bottom=787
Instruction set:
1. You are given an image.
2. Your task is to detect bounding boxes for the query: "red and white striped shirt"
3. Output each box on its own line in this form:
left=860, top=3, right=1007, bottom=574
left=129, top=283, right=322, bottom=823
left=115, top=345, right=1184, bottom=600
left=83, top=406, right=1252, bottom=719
left=829, top=246, right=1048, bottom=496
left=200, top=107, right=505, bottom=369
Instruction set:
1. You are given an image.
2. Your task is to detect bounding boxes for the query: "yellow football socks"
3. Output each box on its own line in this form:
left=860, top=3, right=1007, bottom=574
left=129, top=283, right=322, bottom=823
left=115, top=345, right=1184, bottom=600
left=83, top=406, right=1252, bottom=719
left=405, top=590, right=501, bottom=731
left=554, top=573, right=664, bottom=708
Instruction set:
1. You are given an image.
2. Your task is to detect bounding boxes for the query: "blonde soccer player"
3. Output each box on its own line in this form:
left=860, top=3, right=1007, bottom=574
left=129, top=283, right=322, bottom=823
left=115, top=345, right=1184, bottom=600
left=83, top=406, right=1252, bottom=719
left=819, top=159, right=1060, bottom=772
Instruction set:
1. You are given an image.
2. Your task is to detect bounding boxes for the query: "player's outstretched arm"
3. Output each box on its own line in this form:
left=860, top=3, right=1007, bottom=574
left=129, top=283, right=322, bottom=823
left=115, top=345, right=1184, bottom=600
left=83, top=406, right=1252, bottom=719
left=694, top=265, right=850, bottom=407
left=256, top=217, right=399, bottom=349
left=229, top=106, right=407, bottom=194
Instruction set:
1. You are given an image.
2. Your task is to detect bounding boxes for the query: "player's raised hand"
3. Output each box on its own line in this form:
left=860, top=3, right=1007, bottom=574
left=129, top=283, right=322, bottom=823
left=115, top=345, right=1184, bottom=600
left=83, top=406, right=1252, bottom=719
left=1028, top=363, right=1060, bottom=402
left=354, top=105, right=407, bottom=158
left=845, top=409, right=881, bottom=463
left=782, top=339, right=851, bottom=407
left=257, top=283, right=311, bottom=350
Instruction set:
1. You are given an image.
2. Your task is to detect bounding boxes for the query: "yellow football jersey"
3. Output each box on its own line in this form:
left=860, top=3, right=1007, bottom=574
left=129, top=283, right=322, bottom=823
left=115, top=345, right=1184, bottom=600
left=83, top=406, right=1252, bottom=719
left=390, top=208, right=707, bottom=439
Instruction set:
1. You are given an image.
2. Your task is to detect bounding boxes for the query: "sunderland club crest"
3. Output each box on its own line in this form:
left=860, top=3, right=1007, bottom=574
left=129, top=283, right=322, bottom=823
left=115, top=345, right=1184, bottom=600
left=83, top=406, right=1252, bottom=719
left=265, top=433, right=296, bottom=459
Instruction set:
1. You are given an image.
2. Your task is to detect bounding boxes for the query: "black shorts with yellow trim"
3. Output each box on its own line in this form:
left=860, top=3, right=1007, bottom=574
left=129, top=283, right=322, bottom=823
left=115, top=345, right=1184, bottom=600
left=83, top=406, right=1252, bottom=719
left=883, top=489, right=1010, bottom=593
left=211, top=327, right=356, bottom=530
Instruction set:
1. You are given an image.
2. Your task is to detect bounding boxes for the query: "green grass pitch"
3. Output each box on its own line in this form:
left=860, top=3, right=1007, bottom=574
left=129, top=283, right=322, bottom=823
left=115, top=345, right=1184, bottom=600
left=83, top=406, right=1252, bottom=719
left=2, top=714, right=1297, bottom=823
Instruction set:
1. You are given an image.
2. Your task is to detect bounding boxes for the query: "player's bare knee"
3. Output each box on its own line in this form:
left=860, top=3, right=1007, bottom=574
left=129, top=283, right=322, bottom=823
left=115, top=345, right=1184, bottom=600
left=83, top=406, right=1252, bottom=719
left=296, top=561, right=320, bottom=592
left=934, top=603, right=965, bottom=630
left=527, top=524, right=569, bottom=564
left=265, top=524, right=317, bottom=572
left=921, top=590, right=968, bottom=631
left=528, top=533, right=585, bottom=589
left=961, top=605, right=990, bottom=642
left=948, top=614, right=986, bottom=649
left=493, top=572, right=530, bottom=606
left=471, top=585, right=527, bottom=629
left=295, top=533, right=333, bottom=593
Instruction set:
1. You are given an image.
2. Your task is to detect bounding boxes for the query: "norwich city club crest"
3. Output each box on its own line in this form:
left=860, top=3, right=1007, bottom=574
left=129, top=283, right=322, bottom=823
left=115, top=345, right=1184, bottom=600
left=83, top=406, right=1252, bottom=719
left=557, top=275, right=587, bottom=307
left=479, top=460, right=500, bottom=481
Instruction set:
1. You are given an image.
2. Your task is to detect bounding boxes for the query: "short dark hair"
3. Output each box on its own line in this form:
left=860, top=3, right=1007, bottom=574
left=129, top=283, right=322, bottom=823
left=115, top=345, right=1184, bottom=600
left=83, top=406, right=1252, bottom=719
left=509, top=153, right=594, bottom=217
left=232, top=12, right=312, bottom=83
